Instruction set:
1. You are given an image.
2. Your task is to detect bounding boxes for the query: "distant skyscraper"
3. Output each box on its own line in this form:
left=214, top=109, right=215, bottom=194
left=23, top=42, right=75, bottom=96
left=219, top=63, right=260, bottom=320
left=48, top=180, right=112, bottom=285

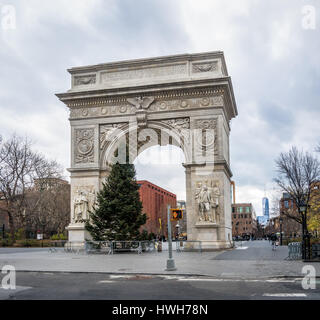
left=262, top=197, right=270, bottom=224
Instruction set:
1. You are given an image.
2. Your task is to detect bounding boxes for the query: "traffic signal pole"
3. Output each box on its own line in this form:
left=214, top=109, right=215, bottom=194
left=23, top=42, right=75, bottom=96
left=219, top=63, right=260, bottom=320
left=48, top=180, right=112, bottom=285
left=165, top=204, right=177, bottom=271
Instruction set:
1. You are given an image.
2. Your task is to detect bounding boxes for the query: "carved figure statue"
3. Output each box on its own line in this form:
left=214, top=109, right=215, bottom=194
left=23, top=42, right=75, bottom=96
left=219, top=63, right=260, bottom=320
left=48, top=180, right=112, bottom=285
left=73, top=190, right=89, bottom=222
left=195, top=181, right=220, bottom=223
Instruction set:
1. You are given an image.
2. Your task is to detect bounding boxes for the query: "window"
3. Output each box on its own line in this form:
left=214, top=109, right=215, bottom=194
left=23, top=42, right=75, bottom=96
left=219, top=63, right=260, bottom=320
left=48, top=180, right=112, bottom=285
left=284, top=200, right=289, bottom=208
left=246, top=206, right=250, bottom=213
left=233, top=214, right=236, bottom=219
left=232, top=207, right=235, bottom=213
left=239, top=207, right=243, bottom=213
left=244, top=214, right=247, bottom=219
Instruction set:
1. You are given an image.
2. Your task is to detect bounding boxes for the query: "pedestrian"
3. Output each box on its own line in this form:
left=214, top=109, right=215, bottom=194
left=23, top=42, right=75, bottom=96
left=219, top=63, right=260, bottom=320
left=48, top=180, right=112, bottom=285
left=270, top=233, right=278, bottom=250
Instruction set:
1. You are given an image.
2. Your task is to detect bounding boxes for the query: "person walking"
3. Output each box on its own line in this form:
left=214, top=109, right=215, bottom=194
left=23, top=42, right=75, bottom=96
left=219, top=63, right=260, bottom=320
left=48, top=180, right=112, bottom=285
left=270, top=233, right=278, bottom=250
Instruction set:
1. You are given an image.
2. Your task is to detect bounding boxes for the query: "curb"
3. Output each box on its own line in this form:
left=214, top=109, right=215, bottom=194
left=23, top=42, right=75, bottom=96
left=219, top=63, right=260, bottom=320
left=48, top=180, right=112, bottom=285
left=12, top=269, right=320, bottom=280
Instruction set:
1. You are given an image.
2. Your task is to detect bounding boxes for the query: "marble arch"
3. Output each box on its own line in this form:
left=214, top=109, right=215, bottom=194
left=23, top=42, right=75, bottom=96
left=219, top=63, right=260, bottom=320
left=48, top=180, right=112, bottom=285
left=56, top=51, right=238, bottom=250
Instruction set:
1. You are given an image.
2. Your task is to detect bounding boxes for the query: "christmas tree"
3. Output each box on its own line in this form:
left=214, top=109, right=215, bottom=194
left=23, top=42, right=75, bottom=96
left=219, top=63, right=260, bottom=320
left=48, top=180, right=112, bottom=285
left=85, top=162, right=148, bottom=241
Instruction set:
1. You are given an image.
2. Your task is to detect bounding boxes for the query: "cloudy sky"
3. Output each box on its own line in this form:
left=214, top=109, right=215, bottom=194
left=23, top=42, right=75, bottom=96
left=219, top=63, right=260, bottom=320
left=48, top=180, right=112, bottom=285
left=0, top=0, right=319, bottom=215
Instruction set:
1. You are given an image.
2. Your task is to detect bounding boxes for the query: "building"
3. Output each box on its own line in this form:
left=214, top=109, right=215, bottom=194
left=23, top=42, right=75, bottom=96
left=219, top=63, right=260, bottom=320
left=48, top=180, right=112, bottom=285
left=137, top=180, right=177, bottom=238
left=277, top=192, right=303, bottom=238
left=232, top=203, right=257, bottom=238
left=0, top=193, right=9, bottom=237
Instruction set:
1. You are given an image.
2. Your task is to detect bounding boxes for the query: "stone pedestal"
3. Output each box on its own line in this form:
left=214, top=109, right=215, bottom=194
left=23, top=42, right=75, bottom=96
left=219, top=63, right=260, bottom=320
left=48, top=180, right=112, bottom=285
left=65, top=224, right=92, bottom=249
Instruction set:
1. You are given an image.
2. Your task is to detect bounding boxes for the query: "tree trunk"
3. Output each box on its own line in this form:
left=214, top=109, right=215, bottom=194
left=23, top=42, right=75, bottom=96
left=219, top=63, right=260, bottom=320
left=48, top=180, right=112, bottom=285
left=8, top=212, right=15, bottom=242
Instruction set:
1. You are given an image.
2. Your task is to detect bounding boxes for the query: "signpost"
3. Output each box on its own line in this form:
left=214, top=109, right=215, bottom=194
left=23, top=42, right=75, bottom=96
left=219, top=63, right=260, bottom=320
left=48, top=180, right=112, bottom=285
left=165, top=204, right=176, bottom=271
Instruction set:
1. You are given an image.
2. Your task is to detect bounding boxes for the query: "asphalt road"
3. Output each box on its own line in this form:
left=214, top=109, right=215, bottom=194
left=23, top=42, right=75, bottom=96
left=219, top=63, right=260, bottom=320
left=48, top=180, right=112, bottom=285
left=1, top=271, right=320, bottom=300
left=214, top=239, right=289, bottom=260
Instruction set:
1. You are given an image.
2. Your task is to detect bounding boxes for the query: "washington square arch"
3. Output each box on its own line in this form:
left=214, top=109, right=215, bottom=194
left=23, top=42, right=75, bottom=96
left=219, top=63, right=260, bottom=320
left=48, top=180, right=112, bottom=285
left=56, top=51, right=238, bottom=250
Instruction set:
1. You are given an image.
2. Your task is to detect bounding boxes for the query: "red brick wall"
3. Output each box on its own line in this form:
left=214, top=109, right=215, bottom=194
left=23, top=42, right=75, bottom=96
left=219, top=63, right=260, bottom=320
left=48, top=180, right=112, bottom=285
left=137, top=180, right=176, bottom=237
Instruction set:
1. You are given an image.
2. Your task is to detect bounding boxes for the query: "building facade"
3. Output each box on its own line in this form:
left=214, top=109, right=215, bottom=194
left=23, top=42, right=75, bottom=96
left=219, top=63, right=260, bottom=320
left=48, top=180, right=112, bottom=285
left=232, top=203, right=257, bottom=238
left=137, top=180, right=176, bottom=238
left=278, top=192, right=302, bottom=238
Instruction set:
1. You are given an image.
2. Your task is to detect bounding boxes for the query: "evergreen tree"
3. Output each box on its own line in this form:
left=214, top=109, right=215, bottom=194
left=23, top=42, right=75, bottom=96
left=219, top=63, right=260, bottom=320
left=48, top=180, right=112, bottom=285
left=85, top=162, right=147, bottom=241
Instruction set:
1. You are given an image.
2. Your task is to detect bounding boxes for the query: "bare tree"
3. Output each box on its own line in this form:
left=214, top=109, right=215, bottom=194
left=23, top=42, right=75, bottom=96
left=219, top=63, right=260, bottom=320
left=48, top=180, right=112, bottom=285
left=0, top=134, right=63, bottom=239
left=274, top=146, right=320, bottom=235
left=24, top=178, right=70, bottom=236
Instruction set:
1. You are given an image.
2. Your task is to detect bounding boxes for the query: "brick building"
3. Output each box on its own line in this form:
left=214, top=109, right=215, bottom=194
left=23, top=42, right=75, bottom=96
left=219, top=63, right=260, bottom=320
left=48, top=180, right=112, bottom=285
left=137, top=180, right=177, bottom=238
left=278, top=192, right=301, bottom=237
left=0, top=193, right=9, bottom=237
left=232, top=203, right=257, bottom=238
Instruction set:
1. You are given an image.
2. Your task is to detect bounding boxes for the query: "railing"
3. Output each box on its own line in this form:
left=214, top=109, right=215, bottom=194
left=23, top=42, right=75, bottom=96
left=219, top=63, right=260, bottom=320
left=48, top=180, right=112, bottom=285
left=84, top=240, right=156, bottom=255
left=310, top=243, right=320, bottom=261
left=288, top=241, right=320, bottom=261
left=287, top=242, right=302, bottom=260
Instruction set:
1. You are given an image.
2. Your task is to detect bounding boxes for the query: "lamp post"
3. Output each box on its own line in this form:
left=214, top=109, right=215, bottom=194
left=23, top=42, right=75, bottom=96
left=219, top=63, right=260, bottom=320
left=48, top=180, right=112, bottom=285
left=165, top=204, right=176, bottom=271
left=299, top=202, right=307, bottom=260
left=279, top=216, right=283, bottom=246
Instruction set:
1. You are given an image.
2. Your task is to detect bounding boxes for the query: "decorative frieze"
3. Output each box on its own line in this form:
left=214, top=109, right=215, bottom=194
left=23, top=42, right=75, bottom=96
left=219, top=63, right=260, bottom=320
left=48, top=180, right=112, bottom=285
left=74, top=74, right=96, bottom=86
left=162, top=118, right=190, bottom=130
left=69, top=95, right=223, bottom=120
left=101, top=63, right=187, bottom=83
left=66, top=87, right=225, bottom=109
left=74, top=129, right=95, bottom=163
left=127, top=96, right=155, bottom=110
left=192, top=62, right=218, bottom=73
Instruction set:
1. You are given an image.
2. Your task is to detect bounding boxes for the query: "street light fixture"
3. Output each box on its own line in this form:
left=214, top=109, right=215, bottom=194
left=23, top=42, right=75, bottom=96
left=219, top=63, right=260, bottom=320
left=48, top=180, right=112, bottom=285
left=279, top=215, right=283, bottom=246
left=299, top=200, right=310, bottom=260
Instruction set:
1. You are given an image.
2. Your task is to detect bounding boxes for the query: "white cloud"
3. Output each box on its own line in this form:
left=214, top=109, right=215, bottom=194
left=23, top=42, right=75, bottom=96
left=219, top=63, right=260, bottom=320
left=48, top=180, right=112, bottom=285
left=0, top=0, right=319, bottom=211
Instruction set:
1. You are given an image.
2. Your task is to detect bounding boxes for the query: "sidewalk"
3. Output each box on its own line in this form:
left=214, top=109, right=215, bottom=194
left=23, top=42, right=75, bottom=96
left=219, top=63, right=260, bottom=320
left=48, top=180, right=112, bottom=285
left=0, top=244, right=319, bottom=279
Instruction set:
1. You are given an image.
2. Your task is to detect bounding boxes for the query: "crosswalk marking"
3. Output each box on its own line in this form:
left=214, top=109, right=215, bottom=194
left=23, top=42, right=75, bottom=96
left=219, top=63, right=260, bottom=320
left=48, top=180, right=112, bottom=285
left=263, top=293, right=307, bottom=297
left=236, top=247, right=248, bottom=250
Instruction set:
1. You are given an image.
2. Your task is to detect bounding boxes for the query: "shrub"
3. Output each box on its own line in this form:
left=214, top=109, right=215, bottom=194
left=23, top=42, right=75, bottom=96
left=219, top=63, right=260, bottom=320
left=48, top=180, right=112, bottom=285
left=0, top=239, right=14, bottom=247
left=50, top=233, right=68, bottom=240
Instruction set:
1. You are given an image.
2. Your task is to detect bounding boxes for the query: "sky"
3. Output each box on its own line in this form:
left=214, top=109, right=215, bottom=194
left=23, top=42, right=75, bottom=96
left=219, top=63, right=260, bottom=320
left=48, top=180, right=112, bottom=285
left=0, top=0, right=319, bottom=216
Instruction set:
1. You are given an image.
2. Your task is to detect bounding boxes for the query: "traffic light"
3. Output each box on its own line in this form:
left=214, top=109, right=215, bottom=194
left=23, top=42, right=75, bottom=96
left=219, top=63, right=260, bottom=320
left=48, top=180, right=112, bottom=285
left=170, top=208, right=183, bottom=221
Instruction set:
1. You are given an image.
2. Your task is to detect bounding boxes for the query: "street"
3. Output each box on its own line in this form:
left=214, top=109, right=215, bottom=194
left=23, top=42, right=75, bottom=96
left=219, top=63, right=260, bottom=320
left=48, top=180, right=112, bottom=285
left=2, top=271, right=320, bottom=300
left=0, top=240, right=319, bottom=300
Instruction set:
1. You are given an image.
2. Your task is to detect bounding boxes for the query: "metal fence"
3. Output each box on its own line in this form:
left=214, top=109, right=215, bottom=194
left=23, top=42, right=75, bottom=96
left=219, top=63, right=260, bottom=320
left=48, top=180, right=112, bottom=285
left=84, top=240, right=156, bottom=255
left=287, top=242, right=302, bottom=260
left=310, top=243, right=320, bottom=261
left=288, top=242, right=320, bottom=261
